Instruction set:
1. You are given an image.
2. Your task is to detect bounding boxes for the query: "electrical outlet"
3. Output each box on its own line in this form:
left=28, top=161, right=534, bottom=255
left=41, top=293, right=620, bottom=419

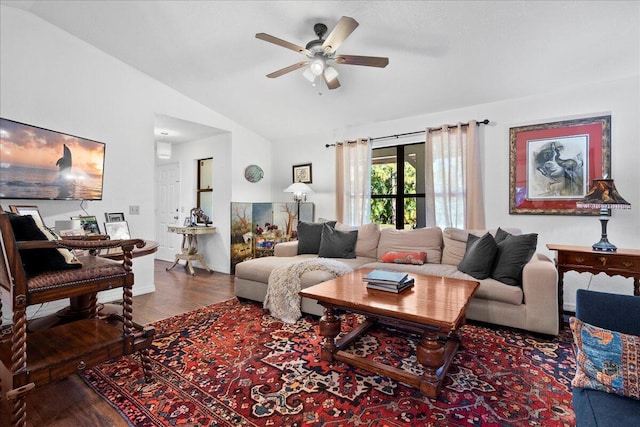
left=129, top=205, right=140, bottom=215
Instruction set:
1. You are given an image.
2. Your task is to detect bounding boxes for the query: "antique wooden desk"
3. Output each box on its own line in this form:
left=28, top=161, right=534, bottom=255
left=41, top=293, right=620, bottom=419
left=166, top=225, right=216, bottom=275
left=547, top=244, right=640, bottom=327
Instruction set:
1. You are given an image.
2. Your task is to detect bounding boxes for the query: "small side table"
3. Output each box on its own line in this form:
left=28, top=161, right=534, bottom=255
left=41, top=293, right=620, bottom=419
left=166, top=225, right=216, bottom=275
left=547, top=244, right=640, bottom=329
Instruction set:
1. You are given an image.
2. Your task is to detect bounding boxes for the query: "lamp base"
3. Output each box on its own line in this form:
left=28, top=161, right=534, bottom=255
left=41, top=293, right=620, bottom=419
left=592, top=239, right=617, bottom=252
left=592, top=207, right=617, bottom=252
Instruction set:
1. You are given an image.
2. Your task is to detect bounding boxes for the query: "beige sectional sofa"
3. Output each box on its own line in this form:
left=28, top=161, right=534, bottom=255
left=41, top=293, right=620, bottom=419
left=234, top=224, right=559, bottom=335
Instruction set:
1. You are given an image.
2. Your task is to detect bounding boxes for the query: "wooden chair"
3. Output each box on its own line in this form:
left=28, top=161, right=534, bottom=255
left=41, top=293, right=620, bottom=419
left=0, top=209, right=155, bottom=427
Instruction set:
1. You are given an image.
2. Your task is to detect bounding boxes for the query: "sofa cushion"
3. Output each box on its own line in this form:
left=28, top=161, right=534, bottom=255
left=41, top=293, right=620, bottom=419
left=573, top=387, right=640, bottom=427
left=491, top=229, right=538, bottom=287
left=297, top=220, right=336, bottom=254
left=457, top=232, right=498, bottom=279
left=570, top=317, right=640, bottom=400
left=335, top=222, right=381, bottom=258
left=376, top=227, right=442, bottom=264
left=380, top=251, right=427, bottom=265
left=318, top=224, right=357, bottom=259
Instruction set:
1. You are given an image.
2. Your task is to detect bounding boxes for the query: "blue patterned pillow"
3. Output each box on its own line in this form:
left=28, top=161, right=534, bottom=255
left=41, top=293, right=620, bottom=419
left=570, top=317, right=640, bottom=400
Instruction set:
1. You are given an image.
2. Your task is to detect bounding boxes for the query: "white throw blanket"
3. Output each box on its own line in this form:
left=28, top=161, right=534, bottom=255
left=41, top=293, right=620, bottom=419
left=264, top=258, right=353, bottom=323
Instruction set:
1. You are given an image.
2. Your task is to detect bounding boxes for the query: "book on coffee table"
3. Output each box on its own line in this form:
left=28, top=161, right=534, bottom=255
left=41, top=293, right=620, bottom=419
left=367, top=279, right=414, bottom=293
left=363, top=269, right=409, bottom=285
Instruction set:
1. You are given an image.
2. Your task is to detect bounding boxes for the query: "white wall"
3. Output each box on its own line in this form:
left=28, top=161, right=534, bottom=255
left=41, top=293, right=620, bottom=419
left=0, top=6, right=272, bottom=318
left=271, top=76, right=640, bottom=311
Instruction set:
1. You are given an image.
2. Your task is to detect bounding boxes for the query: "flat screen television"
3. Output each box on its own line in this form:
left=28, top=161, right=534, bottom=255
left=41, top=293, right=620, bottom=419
left=0, top=118, right=105, bottom=200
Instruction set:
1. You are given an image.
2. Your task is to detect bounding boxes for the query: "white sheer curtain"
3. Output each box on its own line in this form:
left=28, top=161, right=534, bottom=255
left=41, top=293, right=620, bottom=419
left=335, top=138, right=372, bottom=226
left=424, top=121, right=485, bottom=229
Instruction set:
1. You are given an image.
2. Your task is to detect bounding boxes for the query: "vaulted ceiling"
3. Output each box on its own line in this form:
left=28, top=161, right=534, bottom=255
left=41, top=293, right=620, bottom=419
left=3, top=1, right=639, bottom=142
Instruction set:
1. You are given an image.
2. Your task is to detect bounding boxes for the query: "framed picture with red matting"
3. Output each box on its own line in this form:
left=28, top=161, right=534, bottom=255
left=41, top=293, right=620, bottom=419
left=509, top=115, right=611, bottom=215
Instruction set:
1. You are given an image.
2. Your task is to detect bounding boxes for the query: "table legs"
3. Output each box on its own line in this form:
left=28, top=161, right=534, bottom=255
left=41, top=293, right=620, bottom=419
left=166, top=233, right=212, bottom=275
left=317, top=306, right=459, bottom=398
left=319, top=307, right=341, bottom=361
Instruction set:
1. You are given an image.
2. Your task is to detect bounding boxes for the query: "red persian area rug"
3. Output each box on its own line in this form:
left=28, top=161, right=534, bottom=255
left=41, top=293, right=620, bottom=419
left=81, top=299, right=576, bottom=426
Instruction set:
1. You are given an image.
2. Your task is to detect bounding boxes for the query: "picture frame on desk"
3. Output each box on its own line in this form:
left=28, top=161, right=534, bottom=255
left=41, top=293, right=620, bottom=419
left=71, top=215, right=101, bottom=235
left=509, top=115, right=611, bottom=215
left=104, top=221, right=131, bottom=240
left=9, top=205, right=45, bottom=227
left=105, top=212, right=125, bottom=222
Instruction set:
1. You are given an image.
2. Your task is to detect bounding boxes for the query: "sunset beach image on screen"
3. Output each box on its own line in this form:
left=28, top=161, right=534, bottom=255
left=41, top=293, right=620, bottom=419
left=0, top=118, right=105, bottom=200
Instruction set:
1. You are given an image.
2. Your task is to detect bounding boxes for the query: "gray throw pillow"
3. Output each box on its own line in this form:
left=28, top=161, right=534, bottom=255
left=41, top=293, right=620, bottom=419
left=457, top=232, right=498, bottom=279
left=297, top=220, right=336, bottom=254
left=318, top=223, right=358, bottom=259
left=491, top=231, right=538, bottom=287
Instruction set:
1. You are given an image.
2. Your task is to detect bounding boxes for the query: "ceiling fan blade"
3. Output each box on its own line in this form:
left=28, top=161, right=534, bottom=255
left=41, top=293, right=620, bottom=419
left=256, top=33, right=311, bottom=56
left=266, top=61, right=309, bottom=78
left=323, top=74, right=341, bottom=90
left=322, top=16, right=359, bottom=53
left=335, top=54, right=389, bottom=68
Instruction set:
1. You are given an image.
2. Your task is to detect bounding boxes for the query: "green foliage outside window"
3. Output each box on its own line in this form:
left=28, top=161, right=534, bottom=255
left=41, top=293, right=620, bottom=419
left=371, top=160, right=419, bottom=229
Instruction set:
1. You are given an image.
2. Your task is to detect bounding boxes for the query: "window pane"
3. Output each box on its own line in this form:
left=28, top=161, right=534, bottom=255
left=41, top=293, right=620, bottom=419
left=403, top=196, right=428, bottom=229
left=371, top=147, right=397, bottom=196
left=404, top=144, right=425, bottom=195
left=370, top=197, right=395, bottom=226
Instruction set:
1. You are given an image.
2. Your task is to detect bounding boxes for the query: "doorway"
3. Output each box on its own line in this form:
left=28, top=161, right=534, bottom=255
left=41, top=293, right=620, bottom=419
left=155, top=162, right=181, bottom=261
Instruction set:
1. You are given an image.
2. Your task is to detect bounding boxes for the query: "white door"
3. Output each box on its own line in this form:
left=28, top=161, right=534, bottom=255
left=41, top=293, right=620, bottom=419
left=155, top=162, right=181, bottom=261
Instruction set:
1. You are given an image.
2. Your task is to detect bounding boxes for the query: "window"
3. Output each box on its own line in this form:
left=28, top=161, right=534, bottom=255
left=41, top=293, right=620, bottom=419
left=370, top=143, right=426, bottom=229
left=197, top=157, right=213, bottom=222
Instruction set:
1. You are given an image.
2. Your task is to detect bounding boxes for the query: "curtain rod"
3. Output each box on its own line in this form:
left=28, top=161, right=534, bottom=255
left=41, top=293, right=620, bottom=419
left=325, top=119, right=490, bottom=147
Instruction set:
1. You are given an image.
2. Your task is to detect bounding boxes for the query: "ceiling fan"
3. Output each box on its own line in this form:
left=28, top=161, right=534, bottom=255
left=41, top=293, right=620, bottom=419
left=256, top=16, right=389, bottom=90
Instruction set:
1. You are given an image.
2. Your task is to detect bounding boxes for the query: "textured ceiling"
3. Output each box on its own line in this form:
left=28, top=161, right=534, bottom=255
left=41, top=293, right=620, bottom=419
left=3, top=1, right=639, bottom=143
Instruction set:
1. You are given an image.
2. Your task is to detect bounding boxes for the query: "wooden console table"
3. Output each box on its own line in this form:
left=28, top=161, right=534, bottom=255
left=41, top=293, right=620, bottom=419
left=166, top=225, right=216, bottom=275
left=547, top=244, right=640, bottom=328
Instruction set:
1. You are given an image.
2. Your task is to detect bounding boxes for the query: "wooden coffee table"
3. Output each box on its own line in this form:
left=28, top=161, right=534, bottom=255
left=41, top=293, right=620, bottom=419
left=299, top=268, right=479, bottom=398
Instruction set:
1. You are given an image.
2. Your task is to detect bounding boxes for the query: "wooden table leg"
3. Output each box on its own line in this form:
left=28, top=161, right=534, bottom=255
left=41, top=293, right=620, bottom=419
left=318, top=307, right=341, bottom=362
left=557, top=267, right=566, bottom=330
left=416, top=331, right=445, bottom=397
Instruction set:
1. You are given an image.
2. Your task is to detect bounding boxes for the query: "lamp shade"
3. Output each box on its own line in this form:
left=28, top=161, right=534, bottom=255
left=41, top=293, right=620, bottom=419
left=283, top=182, right=313, bottom=195
left=324, top=66, right=339, bottom=82
left=309, top=56, right=325, bottom=76
left=577, top=179, right=631, bottom=209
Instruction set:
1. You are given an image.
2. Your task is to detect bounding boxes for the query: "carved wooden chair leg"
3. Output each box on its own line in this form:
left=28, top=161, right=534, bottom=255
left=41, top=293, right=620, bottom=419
left=7, top=383, right=34, bottom=427
left=141, top=348, right=154, bottom=383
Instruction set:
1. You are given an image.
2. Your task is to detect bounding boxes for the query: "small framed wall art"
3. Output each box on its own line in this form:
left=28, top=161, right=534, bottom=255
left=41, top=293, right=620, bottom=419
left=509, top=115, right=611, bottom=215
left=292, top=163, right=312, bottom=184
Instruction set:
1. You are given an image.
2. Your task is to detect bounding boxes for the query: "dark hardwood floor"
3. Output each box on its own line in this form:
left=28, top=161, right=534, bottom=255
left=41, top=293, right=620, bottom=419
left=19, top=260, right=236, bottom=427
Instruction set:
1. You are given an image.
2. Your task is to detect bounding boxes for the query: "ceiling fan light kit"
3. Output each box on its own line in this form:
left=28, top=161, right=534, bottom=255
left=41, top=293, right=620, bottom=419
left=256, top=16, right=389, bottom=91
